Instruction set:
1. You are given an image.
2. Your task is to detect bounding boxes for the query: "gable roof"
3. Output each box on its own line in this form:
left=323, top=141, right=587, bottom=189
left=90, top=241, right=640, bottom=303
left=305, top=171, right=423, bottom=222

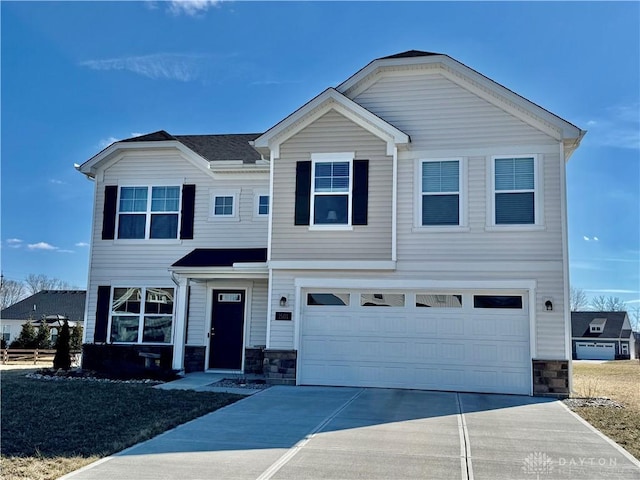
left=337, top=50, right=585, bottom=158
left=78, top=131, right=263, bottom=177
left=571, top=311, right=630, bottom=339
left=380, top=50, right=441, bottom=59
left=253, top=88, right=410, bottom=157
left=1, top=290, right=86, bottom=322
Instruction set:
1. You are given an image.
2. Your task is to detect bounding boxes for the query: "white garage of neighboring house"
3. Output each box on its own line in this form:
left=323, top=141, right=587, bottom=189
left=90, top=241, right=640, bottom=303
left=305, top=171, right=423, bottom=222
left=571, top=311, right=636, bottom=360
left=297, top=284, right=533, bottom=395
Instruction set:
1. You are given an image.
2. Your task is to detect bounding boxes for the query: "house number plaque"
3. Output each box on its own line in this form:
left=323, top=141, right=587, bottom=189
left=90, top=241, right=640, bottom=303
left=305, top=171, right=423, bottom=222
left=275, top=311, right=292, bottom=321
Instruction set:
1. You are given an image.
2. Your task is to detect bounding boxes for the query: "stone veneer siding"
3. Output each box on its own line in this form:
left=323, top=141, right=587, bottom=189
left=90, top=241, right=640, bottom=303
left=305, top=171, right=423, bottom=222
left=184, top=346, right=206, bottom=373
left=532, top=359, right=569, bottom=397
left=263, top=349, right=297, bottom=385
left=244, top=348, right=265, bottom=374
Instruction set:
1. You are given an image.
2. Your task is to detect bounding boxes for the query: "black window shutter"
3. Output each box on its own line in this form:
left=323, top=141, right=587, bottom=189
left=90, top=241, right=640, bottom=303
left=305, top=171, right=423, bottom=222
left=180, top=184, right=196, bottom=239
left=94, top=286, right=111, bottom=343
left=102, top=186, right=118, bottom=240
left=352, top=159, right=369, bottom=225
left=294, top=161, right=312, bottom=225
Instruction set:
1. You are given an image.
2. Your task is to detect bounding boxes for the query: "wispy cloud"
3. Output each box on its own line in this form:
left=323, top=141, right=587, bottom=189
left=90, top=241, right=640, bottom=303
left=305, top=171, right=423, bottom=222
left=98, top=136, right=119, bottom=149
left=80, top=53, right=209, bottom=82
left=583, top=236, right=599, bottom=242
left=584, top=102, right=640, bottom=150
left=28, top=242, right=58, bottom=251
left=49, top=179, right=67, bottom=185
left=167, top=0, right=221, bottom=16
left=57, top=249, right=75, bottom=254
left=6, top=238, right=23, bottom=249
left=75, top=242, right=89, bottom=247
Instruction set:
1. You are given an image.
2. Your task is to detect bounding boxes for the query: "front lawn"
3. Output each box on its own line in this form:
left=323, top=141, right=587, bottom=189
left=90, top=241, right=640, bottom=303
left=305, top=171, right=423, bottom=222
left=571, top=360, right=640, bottom=460
left=0, top=369, right=243, bottom=480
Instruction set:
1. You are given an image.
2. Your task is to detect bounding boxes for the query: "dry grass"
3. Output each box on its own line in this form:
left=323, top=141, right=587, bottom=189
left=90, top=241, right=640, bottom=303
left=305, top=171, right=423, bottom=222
left=1, top=369, right=243, bottom=480
left=571, top=360, right=640, bottom=459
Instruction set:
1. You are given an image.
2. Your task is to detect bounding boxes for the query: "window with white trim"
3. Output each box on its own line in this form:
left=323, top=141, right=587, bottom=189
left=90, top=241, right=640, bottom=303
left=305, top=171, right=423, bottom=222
left=493, top=156, right=536, bottom=225
left=210, top=190, right=240, bottom=220
left=214, top=196, right=234, bottom=216
left=312, top=156, right=352, bottom=226
left=117, top=186, right=180, bottom=239
left=110, top=287, right=174, bottom=344
left=421, top=160, right=460, bottom=226
left=257, top=195, right=269, bottom=216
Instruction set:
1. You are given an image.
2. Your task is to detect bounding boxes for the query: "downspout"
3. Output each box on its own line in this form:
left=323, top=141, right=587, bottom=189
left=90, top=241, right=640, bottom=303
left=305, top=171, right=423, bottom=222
left=559, top=140, right=573, bottom=393
left=392, top=146, right=398, bottom=262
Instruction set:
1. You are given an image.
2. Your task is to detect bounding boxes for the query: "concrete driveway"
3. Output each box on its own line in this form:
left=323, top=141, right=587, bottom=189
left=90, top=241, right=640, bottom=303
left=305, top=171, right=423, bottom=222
left=62, top=386, right=640, bottom=480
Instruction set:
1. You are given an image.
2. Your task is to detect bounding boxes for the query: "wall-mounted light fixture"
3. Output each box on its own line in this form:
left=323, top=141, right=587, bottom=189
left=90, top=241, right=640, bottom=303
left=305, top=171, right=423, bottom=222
left=544, top=299, right=553, bottom=311
left=279, top=296, right=288, bottom=307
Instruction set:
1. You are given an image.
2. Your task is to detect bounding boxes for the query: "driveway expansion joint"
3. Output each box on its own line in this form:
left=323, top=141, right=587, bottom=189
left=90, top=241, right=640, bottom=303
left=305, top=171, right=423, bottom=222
left=456, top=393, right=473, bottom=480
left=255, top=388, right=366, bottom=480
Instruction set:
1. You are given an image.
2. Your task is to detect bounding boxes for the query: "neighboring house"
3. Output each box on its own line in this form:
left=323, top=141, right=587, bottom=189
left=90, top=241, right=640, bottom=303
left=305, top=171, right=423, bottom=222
left=571, top=311, right=636, bottom=360
left=0, top=290, right=86, bottom=345
left=77, top=50, right=585, bottom=396
left=635, top=332, right=640, bottom=359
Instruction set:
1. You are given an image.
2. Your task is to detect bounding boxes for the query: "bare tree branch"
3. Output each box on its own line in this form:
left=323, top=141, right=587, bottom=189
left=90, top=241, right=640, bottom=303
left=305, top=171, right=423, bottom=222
left=24, top=274, right=75, bottom=295
left=569, top=286, right=589, bottom=311
left=0, top=279, right=26, bottom=310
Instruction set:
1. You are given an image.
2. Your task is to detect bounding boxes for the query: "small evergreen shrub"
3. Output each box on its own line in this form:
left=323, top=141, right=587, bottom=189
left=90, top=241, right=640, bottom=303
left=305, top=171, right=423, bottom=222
left=53, top=320, right=71, bottom=370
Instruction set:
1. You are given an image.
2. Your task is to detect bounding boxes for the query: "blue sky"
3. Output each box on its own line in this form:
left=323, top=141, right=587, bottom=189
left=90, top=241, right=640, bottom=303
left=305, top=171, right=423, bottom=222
left=2, top=1, right=639, bottom=308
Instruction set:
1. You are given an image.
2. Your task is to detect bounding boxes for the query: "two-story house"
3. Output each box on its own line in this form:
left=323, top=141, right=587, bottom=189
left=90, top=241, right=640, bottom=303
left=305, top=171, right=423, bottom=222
left=77, top=50, right=584, bottom=396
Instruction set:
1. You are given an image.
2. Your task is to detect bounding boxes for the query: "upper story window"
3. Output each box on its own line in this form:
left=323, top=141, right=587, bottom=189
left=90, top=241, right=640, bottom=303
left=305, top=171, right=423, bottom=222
left=312, top=156, right=352, bottom=226
left=209, top=189, right=240, bottom=221
left=258, top=195, right=270, bottom=215
left=421, top=160, right=461, bottom=226
left=118, top=186, right=180, bottom=239
left=493, top=156, right=537, bottom=225
left=214, top=195, right=234, bottom=216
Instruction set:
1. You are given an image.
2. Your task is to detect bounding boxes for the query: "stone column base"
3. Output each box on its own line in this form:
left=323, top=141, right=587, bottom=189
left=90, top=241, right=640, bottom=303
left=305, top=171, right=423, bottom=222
left=533, top=359, right=570, bottom=397
left=263, top=349, right=297, bottom=385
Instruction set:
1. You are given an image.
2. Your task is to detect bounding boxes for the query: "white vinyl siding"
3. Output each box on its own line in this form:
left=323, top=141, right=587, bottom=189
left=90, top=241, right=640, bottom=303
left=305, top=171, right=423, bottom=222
left=90, top=153, right=267, bottom=270
left=271, top=110, right=392, bottom=261
left=351, top=72, right=555, bottom=151
left=84, top=151, right=268, bottom=344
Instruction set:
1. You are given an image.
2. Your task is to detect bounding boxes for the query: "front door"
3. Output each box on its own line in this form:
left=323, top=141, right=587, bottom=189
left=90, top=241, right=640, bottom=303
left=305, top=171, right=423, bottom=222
left=209, top=290, right=245, bottom=370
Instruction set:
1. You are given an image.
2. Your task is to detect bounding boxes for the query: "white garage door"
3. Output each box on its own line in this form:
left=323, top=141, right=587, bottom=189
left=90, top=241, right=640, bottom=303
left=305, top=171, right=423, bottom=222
left=576, top=342, right=615, bottom=360
left=299, top=290, right=531, bottom=395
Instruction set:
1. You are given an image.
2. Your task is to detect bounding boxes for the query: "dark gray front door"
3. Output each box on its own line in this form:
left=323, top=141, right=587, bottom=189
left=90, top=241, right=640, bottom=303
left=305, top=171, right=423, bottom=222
left=209, top=290, right=245, bottom=370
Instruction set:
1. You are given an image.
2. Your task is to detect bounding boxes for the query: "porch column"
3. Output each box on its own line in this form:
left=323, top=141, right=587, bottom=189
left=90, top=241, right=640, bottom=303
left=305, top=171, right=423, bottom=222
left=172, top=277, right=189, bottom=372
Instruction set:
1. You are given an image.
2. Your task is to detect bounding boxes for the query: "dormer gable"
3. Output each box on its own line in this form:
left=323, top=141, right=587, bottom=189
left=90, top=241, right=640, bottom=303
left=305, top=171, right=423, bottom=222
left=589, top=317, right=607, bottom=334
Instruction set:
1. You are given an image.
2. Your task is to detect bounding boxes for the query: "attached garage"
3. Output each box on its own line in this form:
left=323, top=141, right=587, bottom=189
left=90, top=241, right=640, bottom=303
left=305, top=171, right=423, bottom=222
left=575, top=342, right=615, bottom=360
left=298, top=289, right=532, bottom=395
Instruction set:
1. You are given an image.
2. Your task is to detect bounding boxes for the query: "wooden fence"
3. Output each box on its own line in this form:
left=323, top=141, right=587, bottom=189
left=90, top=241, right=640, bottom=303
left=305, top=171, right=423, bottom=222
left=2, top=349, right=57, bottom=365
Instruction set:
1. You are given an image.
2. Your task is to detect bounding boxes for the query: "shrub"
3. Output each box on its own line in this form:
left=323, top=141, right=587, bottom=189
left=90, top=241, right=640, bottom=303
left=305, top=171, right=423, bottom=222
left=53, top=320, right=71, bottom=370
left=10, top=322, right=38, bottom=348
left=35, top=321, right=51, bottom=349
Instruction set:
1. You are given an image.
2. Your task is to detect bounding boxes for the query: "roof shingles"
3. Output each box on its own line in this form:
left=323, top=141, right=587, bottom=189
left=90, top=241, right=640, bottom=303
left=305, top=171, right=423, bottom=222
left=1, top=290, right=86, bottom=322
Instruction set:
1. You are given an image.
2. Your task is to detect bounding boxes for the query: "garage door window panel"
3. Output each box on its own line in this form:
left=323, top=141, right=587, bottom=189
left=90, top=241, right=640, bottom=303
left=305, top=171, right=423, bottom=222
left=416, top=294, right=463, bottom=308
left=474, top=295, right=523, bottom=309
left=307, top=293, right=350, bottom=306
left=361, top=293, right=405, bottom=307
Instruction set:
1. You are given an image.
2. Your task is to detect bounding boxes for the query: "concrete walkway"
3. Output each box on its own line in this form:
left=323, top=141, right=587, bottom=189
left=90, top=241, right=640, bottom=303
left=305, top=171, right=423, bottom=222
left=61, top=387, right=640, bottom=480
